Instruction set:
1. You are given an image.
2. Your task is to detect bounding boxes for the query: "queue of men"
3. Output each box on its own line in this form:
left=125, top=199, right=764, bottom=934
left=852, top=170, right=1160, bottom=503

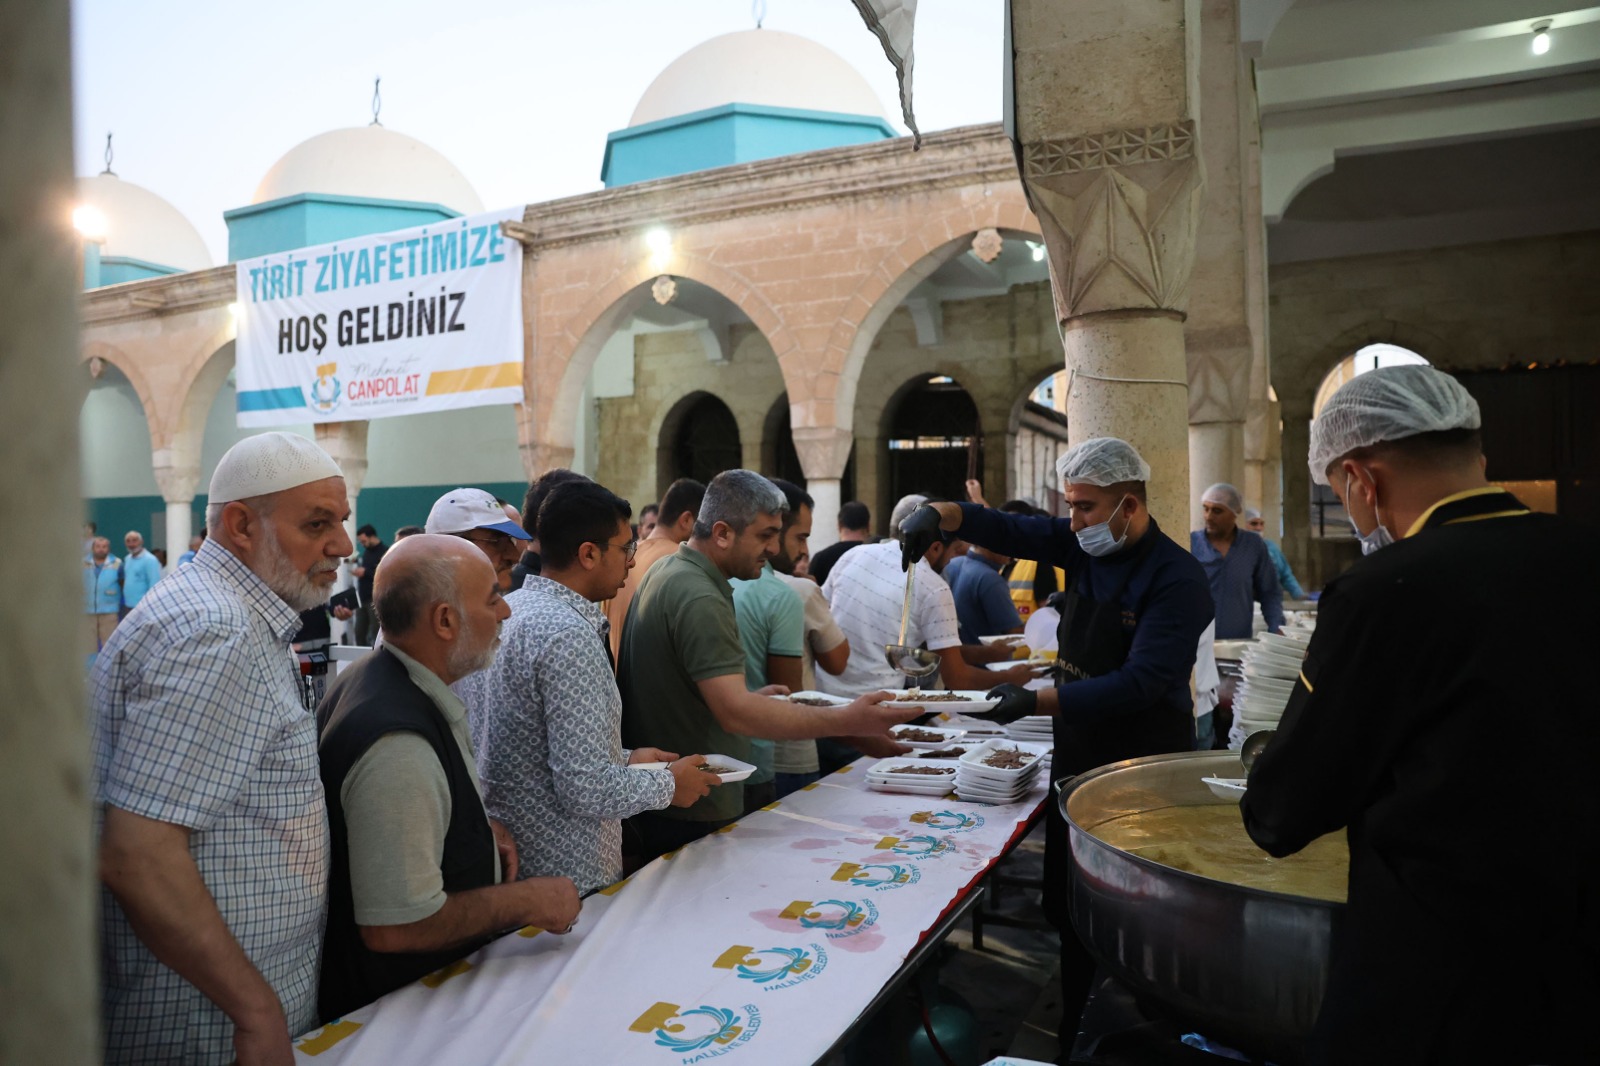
left=87, top=363, right=1595, bottom=1065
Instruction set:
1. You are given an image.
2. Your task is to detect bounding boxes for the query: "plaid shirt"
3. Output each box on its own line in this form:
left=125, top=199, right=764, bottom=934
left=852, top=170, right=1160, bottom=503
left=458, top=576, right=674, bottom=895
left=91, top=539, right=328, bottom=1063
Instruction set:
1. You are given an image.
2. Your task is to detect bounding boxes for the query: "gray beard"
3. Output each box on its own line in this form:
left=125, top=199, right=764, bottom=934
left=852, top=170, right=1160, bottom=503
left=257, top=521, right=337, bottom=613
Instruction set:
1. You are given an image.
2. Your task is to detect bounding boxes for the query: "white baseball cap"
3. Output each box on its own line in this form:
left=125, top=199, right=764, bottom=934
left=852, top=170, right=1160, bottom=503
left=425, top=488, right=531, bottom=538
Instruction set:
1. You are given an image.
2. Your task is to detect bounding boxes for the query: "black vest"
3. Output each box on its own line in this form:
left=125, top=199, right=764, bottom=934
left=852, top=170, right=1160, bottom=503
left=316, top=647, right=497, bottom=1022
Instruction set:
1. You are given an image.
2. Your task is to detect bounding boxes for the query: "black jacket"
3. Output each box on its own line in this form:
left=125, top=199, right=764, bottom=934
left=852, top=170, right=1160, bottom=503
left=1243, top=490, right=1600, bottom=1065
left=315, top=648, right=498, bottom=1021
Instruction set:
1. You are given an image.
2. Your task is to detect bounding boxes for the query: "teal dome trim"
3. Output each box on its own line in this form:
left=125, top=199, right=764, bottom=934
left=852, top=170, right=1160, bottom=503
left=225, top=191, right=463, bottom=261
left=601, top=103, right=897, bottom=187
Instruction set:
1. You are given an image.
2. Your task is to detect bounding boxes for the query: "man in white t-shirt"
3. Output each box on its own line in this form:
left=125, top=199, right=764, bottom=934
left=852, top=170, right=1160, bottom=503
left=820, top=495, right=1034, bottom=696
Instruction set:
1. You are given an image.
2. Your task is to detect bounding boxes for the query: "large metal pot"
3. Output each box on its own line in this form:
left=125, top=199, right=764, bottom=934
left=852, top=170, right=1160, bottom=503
left=1059, top=750, right=1345, bottom=1062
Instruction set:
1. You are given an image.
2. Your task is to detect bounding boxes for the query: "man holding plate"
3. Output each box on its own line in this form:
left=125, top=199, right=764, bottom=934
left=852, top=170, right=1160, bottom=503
left=899, top=436, right=1214, bottom=1032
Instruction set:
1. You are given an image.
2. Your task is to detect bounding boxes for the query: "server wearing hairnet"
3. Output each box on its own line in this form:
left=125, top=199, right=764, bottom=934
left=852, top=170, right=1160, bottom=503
left=900, top=436, right=1213, bottom=1029
left=1241, top=365, right=1599, bottom=1065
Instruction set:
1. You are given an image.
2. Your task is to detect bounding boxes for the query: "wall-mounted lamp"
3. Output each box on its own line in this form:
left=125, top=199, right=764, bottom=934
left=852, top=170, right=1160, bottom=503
left=73, top=204, right=108, bottom=241
left=1532, top=20, right=1552, bottom=56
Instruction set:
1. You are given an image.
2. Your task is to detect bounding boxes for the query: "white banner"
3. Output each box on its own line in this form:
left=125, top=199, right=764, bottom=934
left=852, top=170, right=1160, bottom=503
left=233, top=207, right=525, bottom=427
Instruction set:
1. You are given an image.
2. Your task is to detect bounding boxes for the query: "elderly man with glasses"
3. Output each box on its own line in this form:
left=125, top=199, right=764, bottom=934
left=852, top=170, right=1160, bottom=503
left=425, top=488, right=531, bottom=588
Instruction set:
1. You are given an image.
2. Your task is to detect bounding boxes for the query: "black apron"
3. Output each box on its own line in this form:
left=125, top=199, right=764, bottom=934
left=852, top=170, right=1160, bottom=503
left=1044, top=532, right=1193, bottom=925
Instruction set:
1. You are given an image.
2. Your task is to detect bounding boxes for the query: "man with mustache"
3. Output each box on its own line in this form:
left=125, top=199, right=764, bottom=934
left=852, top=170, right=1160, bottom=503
left=315, top=536, right=580, bottom=1021
left=92, top=431, right=351, bottom=1065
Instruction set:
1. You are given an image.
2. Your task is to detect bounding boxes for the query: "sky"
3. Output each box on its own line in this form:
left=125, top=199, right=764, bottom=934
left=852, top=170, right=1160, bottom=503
left=72, top=0, right=1005, bottom=264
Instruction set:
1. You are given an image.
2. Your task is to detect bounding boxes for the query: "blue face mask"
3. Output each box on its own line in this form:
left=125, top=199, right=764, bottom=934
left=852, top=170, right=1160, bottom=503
left=1076, top=496, right=1133, bottom=557
left=1346, top=473, right=1395, bottom=556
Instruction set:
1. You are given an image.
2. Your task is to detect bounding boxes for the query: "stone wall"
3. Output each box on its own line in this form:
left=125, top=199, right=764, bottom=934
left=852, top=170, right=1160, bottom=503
left=1269, top=229, right=1600, bottom=586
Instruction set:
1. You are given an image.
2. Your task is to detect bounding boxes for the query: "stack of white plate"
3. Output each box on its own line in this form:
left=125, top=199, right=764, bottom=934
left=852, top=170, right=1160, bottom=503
left=865, top=756, right=960, bottom=796
left=932, top=712, right=1008, bottom=740
left=954, top=739, right=1049, bottom=803
left=1004, top=715, right=1052, bottom=744
left=1234, top=627, right=1315, bottom=732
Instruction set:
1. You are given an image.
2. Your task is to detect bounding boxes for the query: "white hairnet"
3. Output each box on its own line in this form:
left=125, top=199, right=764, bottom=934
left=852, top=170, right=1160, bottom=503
left=1308, top=365, right=1481, bottom=485
left=1242, top=507, right=1262, bottom=522
left=1202, top=483, right=1243, bottom=515
left=1055, top=437, right=1151, bottom=487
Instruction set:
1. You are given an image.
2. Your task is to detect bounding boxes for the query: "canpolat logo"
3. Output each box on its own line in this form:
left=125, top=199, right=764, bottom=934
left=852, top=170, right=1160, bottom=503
left=910, top=809, right=986, bottom=832
left=873, top=833, right=955, bottom=859
left=630, top=1001, right=761, bottom=1061
left=713, top=943, right=828, bottom=991
left=778, top=897, right=880, bottom=939
left=309, top=361, right=341, bottom=414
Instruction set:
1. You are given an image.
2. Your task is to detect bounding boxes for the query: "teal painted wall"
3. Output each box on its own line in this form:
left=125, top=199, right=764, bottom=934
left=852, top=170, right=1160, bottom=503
left=84, top=481, right=528, bottom=554
left=225, top=193, right=462, bottom=261
left=98, top=256, right=183, bottom=287
left=601, top=103, right=896, bottom=187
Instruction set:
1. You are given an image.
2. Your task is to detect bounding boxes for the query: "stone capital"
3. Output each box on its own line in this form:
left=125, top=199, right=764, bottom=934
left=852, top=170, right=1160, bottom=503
left=150, top=451, right=200, bottom=504
left=1021, top=122, right=1204, bottom=321
left=521, top=441, right=576, bottom=482
left=788, top=425, right=854, bottom=480
left=1186, top=324, right=1253, bottom=424
left=314, top=421, right=369, bottom=499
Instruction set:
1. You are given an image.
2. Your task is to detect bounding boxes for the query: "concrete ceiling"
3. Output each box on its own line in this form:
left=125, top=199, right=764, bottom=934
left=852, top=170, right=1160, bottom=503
left=1251, top=0, right=1600, bottom=258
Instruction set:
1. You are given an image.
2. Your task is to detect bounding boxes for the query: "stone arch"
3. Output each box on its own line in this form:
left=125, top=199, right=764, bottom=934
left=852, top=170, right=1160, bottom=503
left=169, top=338, right=237, bottom=485
left=650, top=389, right=750, bottom=497
left=536, top=252, right=797, bottom=462
left=811, top=208, right=1041, bottom=435
left=1281, top=319, right=1450, bottom=415
left=80, top=339, right=159, bottom=440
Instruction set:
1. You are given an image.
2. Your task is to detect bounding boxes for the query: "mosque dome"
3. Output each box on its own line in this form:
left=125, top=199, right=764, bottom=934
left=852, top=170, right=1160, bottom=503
left=76, top=172, right=213, bottom=273
left=628, top=29, right=890, bottom=127
left=253, top=125, right=484, bottom=214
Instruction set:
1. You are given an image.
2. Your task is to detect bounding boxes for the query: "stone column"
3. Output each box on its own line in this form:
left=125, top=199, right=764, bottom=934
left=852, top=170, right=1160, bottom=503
left=1244, top=396, right=1283, bottom=535
left=1012, top=0, right=1205, bottom=538
left=314, top=421, right=369, bottom=520
left=791, top=425, right=852, bottom=550
left=151, top=456, right=199, bottom=572
left=1279, top=402, right=1314, bottom=580
left=0, top=0, right=98, bottom=1057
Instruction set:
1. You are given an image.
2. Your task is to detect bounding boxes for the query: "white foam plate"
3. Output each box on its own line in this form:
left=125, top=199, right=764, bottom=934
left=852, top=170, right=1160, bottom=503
left=888, top=723, right=968, bottom=749
left=783, top=690, right=852, bottom=707
left=958, top=739, right=1050, bottom=778
left=698, top=754, right=757, bottom=784
left=953, top=778, right=1033, bottom=803
left=867, top=778, right=957, bottom=797
left=985, top=659, right=1055, bottom=671
left=884, top=690, right=1002, bottom=715
left=1202, top=776, right=1248, bottom=800
left=978, top=634, right=1027, bottom=645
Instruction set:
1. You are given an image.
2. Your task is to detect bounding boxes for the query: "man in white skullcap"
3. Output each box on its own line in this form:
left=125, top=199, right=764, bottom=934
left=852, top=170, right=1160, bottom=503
left=92, top=431, right=351, bottom=1064
left=899, top=436, right=1213, bottom=1032
left=1242, top=365, right=1598, bottom=1064
left=1190, top=481, right=1285, bottom=639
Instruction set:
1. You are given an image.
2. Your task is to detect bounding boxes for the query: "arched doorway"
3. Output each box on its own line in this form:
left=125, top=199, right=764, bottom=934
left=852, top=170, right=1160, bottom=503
left=885, top=374, right=983, bottom=508
left=80, top=359, right=162, bottom=551
left=659, top=392, right=742, bottom=493
left=1009, top=369, right=1070, bottom=515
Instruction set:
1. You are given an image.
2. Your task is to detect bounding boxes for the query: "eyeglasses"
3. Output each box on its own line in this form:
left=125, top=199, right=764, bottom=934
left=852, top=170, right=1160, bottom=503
left=600, top=538, right=639, bottom=560
left=457, top=530, right=516, bottom=551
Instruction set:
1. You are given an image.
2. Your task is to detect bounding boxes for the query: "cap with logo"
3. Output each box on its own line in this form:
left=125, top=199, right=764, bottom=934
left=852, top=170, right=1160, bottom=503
left=425, top=487, right=531, bottom=538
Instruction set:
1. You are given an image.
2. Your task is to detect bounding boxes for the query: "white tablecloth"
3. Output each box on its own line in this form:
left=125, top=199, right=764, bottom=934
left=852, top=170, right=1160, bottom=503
left=293, top=762, right=1048, bottom=1064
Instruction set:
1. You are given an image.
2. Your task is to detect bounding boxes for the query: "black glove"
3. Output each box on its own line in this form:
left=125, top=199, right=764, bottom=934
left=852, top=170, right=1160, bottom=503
left=984, top=683, right=1038, bottom=725
left=899, top=504, right=945, bottom=572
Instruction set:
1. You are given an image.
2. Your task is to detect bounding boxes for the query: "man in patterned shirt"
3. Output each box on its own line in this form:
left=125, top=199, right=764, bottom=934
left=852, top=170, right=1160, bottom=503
left=460, top=479, right=718, bottom=895
left=93, top=432, right=351, bottom=1065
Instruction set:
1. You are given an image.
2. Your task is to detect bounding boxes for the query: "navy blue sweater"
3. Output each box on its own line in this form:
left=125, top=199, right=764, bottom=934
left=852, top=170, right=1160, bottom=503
left=955, top=503, right=1214, bottom=727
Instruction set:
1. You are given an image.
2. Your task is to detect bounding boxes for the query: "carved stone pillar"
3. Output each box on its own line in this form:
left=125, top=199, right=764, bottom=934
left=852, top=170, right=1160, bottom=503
left=791, top=424, right=853, bottom=550
left=151, top=455, right=200, bottom=572
left=1012, top=0, right=1204, bottom=538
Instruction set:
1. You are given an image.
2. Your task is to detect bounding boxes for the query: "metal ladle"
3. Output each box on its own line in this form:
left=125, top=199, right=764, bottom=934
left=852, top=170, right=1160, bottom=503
left=1240, top=729, right=1276, bottom=772
left=884, top=560, right=940, bottom=678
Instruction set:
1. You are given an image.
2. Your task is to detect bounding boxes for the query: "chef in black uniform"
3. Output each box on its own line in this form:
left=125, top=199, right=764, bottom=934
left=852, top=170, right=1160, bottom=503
left=900, top=436, right=1214, bottom=1036
left=1242, top=365, right=1599, bottom=1065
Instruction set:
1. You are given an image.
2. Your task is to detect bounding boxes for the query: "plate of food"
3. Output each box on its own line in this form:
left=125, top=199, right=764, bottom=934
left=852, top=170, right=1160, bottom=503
left=889, top=723, right=968, bottom=749
left=782, top=690, right=852, bottom=707
left=884, top=689, right=1002, bottom=714
left=695, top=754, right=757, bottom=784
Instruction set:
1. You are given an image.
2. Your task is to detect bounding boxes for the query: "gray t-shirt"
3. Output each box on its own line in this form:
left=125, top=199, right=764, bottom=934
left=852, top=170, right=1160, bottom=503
left=341, top=644, right=499, bottom=926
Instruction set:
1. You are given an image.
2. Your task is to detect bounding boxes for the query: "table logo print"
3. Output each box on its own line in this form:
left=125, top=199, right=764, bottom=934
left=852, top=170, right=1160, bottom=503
left=778, top=898, right=881, bottom=939
left=629, top=1001, right=762, bottom=1059
left=831, top=861, right=922, bottom=891
left=910, top=810, right=986, bottom=832
left=713, top=943, right=829, bottom=990
left=873, top=833, right=955, bottom=859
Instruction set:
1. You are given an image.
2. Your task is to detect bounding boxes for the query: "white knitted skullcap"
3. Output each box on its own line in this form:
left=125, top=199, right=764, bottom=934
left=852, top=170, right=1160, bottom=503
left=208, top=432, right=343, bottom=504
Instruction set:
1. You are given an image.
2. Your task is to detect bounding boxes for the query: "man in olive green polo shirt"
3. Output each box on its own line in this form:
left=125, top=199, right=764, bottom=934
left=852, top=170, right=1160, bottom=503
left=619, top=469, right=915, bottom=861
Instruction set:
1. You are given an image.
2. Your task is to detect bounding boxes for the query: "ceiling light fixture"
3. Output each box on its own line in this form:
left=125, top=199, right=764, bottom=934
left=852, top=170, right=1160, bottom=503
left=1532, top=20, right=1552, bottom=56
